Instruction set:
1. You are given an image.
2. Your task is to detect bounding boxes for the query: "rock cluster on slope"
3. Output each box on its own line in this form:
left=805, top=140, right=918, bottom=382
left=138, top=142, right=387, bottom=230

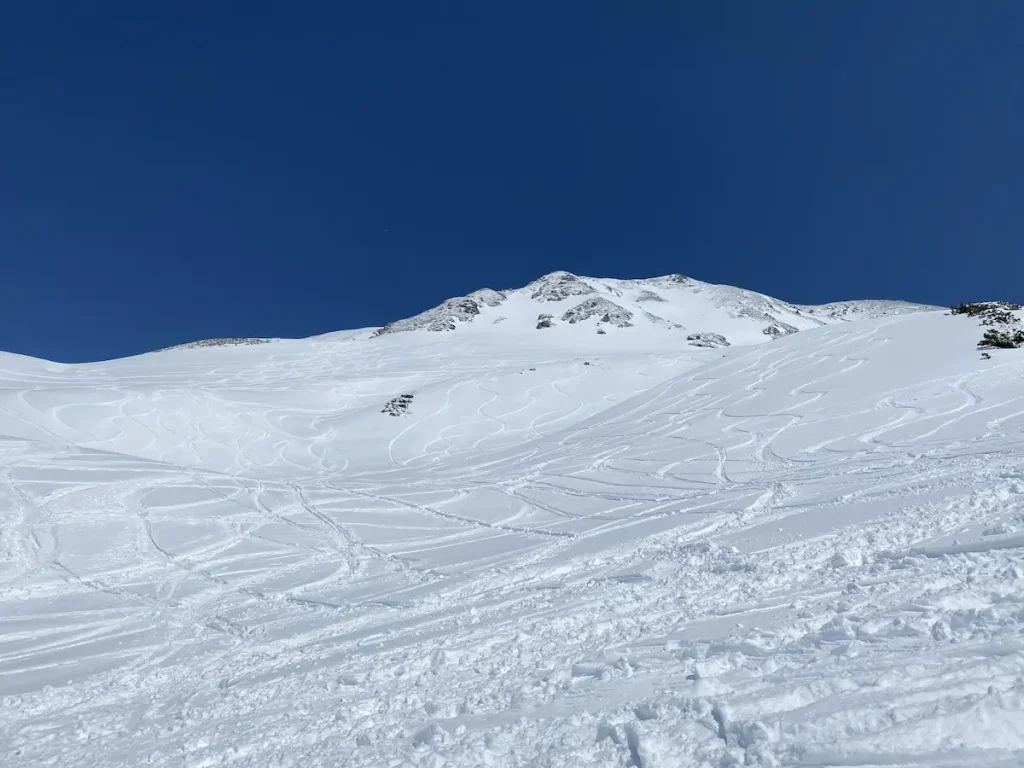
left=528, top=271, right=597, bottom=302
left=762, top=321, right=799, bottom=339
left=373, top=289, right=509, bottom=336
left=953, top=302, right=1024, bottom=350
left=561, top=297, right=634, bottom=328
left=364, top=270, right=941, bottom=345
left=635, top=289, right=666, bottom=303
left=467, top=288, right=507, bottom=307
left=375, top=297, right=482, bottom=335
left=802, top=299, right=939, bottom=321
left=642, top=311, right=683, bottom=329
left=687, top=332, right=730, bottom=348
left=382, top=393, right=414, bottom=416
left=163, top=337, right=274, bottom=351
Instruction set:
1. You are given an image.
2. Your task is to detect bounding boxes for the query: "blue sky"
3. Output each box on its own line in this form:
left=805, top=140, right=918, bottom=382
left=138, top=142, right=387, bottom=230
left=2, top=2, right=1023, bottom=362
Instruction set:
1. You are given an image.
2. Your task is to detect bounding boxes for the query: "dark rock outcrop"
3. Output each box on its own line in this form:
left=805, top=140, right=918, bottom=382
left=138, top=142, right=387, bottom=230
left=382, top=393, right=414, bottom=416
left=528, top=272, right=597, bottom=302
left=561, top=297, right=634, bottom=328
left=687, top=332, right=730, bottom=348
left=163, top=338, right=273, bottom=351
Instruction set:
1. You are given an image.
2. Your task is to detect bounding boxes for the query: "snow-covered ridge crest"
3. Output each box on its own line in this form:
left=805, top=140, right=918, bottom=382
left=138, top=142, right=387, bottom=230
left=371, top=270, right=941, bottom=348
left=801, top=299, right=941, bottom=321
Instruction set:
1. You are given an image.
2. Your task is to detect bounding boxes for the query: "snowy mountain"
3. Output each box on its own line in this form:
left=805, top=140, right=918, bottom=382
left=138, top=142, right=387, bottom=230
left=372, top=271, right=938, bottom=348
left=2, top=276, right=1023, bottom=768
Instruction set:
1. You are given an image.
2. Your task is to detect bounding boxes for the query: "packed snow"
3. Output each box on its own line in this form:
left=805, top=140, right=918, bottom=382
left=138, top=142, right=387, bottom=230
left=1, top=277, right=1022, bottom=767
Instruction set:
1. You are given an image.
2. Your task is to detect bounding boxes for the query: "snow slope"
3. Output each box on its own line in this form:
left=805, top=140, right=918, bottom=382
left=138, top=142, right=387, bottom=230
left=372, top=271, right=938, bottom=348
left=2, top=297, right=1024, bottom=767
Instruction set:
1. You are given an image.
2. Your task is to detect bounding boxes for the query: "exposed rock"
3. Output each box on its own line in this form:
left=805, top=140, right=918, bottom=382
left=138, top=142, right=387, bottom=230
left=374, top=297, right=482, bottom=335
left=536, top=314, right=555, bottom=330
left=735, top=307, right=799, bottom=333
left=951, top=301, right=1022, bottom=326
left=687, top=332, right=730, bottom=348
left=636, top=290, right=666, bottom=303
left=803, top=300, right=940, bottom=321
left=979, top=328, right=1024, bottom=349
left=952, top=302, right=1024, bottom=350
left=382, top=393, right=414, bottom=417
left=561, top=297, right=634, bottom=328
left=163, top=337, right=274, bottom=351
left=762, top=321, right=799, bottom=339
left=369, top=271, right=940, bottom=342
left=528, top=271, right=597, bottom=302
left=467, top=288, right=507, bottom=308
left=643, top=312, right=683, bottom=329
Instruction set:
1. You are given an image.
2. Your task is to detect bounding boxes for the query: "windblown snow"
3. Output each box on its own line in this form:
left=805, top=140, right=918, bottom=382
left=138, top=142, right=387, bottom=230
left=2, top=274, right=1022, bottom=768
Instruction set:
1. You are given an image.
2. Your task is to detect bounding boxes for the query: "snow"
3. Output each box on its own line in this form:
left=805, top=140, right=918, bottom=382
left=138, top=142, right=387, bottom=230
left=2, top=283, right=1023, bottom=767
left=370, top=271, right=940, bottom=346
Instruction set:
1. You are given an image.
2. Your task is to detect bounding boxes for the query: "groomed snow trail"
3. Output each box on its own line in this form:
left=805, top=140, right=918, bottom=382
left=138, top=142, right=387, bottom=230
left=2, top=312, right=1024, bottom=767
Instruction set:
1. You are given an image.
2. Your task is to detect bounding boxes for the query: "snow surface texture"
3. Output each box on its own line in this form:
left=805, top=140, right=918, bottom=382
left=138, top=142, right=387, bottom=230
left=2, top=280, right=1023, bottom=768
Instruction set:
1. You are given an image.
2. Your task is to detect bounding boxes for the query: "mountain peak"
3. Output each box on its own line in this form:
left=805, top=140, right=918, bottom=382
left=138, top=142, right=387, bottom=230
left=526, top=271, right=596, bottom=302
left=369, top=271, right=941, bottom=348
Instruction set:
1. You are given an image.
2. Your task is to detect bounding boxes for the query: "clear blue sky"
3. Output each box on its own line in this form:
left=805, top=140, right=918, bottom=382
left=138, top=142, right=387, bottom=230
left=3, top=2, right=1023, bottom=362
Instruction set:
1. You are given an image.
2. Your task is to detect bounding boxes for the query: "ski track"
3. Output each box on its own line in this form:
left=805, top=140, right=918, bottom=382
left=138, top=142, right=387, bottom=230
left=2, top=311, right=1024, bottom=767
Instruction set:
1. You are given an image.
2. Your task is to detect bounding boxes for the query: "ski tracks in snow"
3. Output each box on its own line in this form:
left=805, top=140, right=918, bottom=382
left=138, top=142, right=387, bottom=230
left=3, top=314, right=1024, bottom=767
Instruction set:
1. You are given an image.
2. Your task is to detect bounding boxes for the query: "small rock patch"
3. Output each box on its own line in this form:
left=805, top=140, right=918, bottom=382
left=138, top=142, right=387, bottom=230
left=382, top=393, right=414, bottom=416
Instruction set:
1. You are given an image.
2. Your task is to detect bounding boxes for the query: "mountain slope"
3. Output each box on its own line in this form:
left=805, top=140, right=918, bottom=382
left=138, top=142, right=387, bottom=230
left=1, top=285, right=1022, bottom=768
left=372, top=271, right=939, bottom=348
